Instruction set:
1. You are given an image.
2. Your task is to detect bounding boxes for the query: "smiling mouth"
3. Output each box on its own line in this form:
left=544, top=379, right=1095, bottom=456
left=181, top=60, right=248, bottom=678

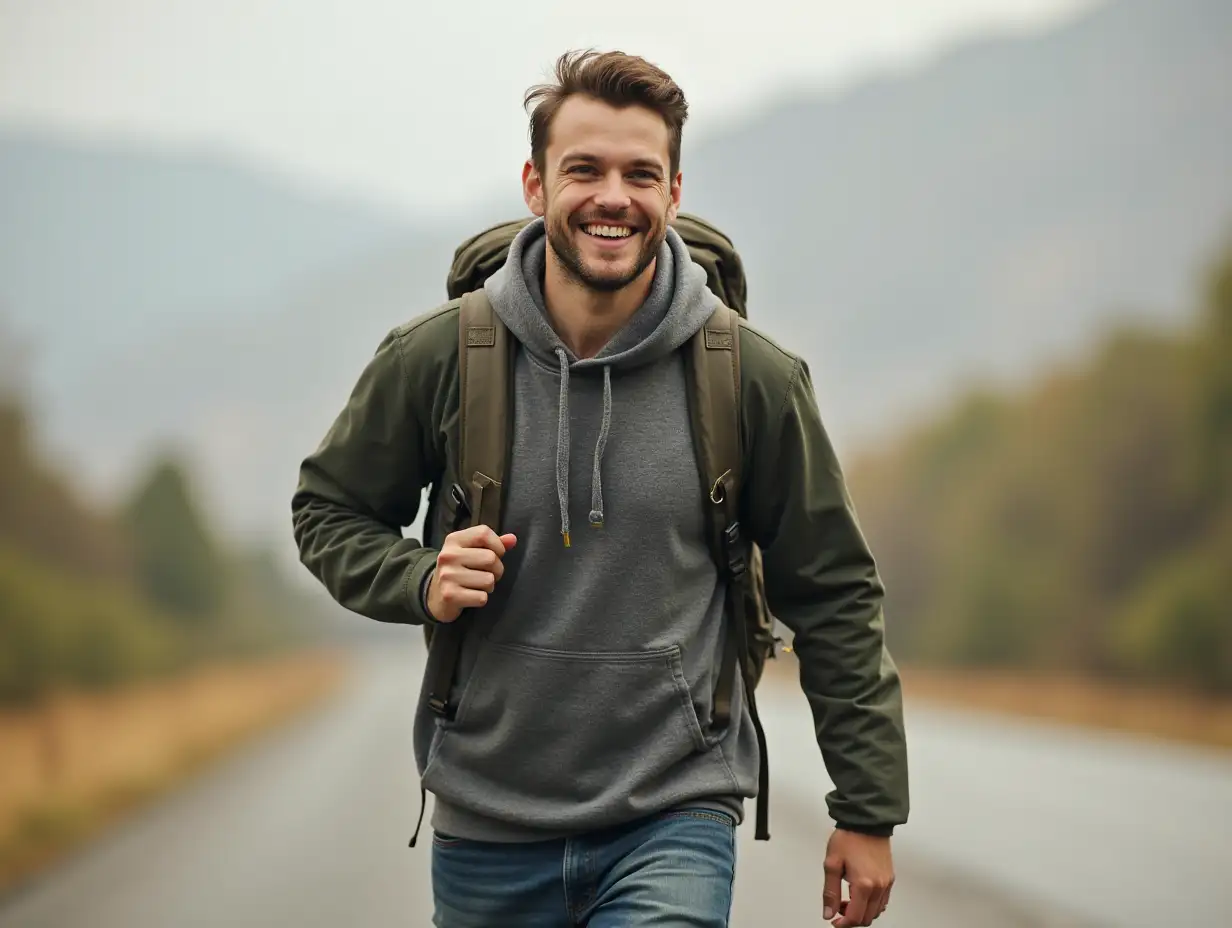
left=580, top=223, right=636, bottom=240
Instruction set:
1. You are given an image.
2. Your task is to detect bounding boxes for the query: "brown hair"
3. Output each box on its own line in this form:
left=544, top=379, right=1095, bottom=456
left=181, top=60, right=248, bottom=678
left=523, top=49, right=689, bottom=178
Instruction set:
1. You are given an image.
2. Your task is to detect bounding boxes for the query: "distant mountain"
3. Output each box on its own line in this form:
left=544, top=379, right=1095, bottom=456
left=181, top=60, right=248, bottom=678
left=680, top=0, right=1232, bottom=441
left=0, top=131, right=415, bottom=388
left=3, top=0, right=1230, bottom=552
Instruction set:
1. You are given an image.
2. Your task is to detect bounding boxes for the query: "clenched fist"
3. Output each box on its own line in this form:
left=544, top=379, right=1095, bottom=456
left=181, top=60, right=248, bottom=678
left=426, top=525, right=518, bottom=623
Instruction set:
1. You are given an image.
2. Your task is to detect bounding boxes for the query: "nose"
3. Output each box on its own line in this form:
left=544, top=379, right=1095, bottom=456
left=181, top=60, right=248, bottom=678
left=593, top=170, right=632, bottom=212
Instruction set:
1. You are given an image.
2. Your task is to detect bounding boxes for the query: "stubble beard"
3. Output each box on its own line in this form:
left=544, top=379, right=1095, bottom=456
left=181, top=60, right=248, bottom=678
left=545, top=207, right=666, bottom=294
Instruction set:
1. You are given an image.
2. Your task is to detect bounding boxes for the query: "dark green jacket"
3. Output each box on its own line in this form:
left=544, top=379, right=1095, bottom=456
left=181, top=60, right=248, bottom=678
left=291, top=300, right=910, bottom=834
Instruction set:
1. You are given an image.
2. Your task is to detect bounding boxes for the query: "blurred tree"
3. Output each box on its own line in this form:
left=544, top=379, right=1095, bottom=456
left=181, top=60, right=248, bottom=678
left=122, top=455, right=225, bottom=620
left=0, top=544, right=175, bottom=701
left=1193, top=242, right=1232, bottom=504
left=848, top=231, right=1232, bottom=693
left=0, top=325, right=322, bottom=702
left=0, top=393, right=129, bottom=579
left=1112, top=512, right=1232, bottom=693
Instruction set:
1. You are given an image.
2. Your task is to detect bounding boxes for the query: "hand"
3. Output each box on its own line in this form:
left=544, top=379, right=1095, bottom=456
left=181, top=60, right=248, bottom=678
left=822, top=828, right=895, bottom=926
left=426, top=525, right=518, bottom=623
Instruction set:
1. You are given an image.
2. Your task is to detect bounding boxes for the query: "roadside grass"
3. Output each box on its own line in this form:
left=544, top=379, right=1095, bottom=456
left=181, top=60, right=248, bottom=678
left=0, top=650, right=348, bottom=896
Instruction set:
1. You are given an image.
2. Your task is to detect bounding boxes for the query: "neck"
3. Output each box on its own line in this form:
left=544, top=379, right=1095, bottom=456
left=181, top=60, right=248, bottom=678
left=542, top=252, right=656, bottom=360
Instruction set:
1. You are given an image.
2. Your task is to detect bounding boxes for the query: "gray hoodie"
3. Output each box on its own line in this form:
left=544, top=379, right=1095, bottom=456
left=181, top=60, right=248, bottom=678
left=414, top=218, right=760, bottom=842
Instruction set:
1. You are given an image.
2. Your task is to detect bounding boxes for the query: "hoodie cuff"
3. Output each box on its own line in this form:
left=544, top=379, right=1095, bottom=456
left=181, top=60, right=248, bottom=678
left=406, top=551, right=440, bottom=625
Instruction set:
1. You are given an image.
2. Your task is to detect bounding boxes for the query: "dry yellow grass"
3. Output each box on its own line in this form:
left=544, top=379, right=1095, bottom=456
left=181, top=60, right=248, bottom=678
left=0, top=649, right=348, bottom=893
left=763, top=653, right=1232, bottom=750
left=898, top=664, right=1232, bottom=750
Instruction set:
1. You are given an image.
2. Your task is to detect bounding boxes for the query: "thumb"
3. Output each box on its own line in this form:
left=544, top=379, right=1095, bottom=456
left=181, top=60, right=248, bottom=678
left=822, top=853, right=843, bottom=921
left=499, top=533, right=518, bottom=551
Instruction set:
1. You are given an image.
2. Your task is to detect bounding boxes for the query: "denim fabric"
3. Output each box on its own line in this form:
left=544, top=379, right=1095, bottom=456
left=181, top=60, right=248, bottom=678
left=431, top=808, right=737, bottom=927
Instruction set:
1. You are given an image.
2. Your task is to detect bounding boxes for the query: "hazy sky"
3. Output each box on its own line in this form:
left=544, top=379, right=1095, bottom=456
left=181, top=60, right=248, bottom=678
left=1, top=0, right=1098, bottom=217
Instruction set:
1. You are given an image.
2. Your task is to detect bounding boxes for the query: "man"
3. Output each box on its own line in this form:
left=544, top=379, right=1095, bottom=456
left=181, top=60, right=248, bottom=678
left=292, top=49, right=908, bottom=927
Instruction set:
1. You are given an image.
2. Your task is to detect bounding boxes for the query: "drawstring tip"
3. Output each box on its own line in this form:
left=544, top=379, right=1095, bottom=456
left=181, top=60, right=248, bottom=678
left=589, top=510, right=604, bottom=529
left=562, top=531, right=571, bottom=548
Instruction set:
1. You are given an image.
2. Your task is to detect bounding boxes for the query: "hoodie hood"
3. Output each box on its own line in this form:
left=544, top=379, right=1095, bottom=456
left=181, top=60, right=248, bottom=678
left=483, top=217, right=717, bottom=545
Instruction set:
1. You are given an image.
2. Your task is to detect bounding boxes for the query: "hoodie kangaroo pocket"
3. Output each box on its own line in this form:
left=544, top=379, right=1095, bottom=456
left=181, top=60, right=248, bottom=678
left=422, top=639, right=715, bottom=818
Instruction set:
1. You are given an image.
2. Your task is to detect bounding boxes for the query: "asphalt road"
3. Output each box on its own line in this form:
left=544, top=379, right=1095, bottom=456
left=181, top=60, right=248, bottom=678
left=2, top=639, right=1228, bottom=927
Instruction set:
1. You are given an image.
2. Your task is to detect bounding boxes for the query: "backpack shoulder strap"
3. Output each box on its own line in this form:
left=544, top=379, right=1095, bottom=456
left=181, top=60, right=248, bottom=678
left=686, top=304, right=772, bottom=841
left=457, top=288, right=511, bottom=529
left=423, top=289, right=511, bottom=727
left=687, top=304, right=744, bottom=722
left=690, top=303, right=743, bottom=522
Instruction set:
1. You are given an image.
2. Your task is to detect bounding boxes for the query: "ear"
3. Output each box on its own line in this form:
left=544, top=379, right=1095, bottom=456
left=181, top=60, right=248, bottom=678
left=667, top=169, right=682, bottom=222
left=523, top=160, right=546, bottom=217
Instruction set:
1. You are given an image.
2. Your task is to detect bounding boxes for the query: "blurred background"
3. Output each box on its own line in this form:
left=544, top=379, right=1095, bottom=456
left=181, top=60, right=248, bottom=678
left=1, top=0, right=1229, bottom=925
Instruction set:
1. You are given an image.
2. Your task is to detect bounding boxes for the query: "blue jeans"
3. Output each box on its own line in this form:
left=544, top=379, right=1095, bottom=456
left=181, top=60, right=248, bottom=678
left=431, top=808, right=737, bottom=927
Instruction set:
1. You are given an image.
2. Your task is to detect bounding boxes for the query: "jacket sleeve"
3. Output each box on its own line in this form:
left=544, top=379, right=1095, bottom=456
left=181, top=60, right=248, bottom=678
left=290, top=325, right=441, bottom=626
left=745, top=352, right=909, bottom=836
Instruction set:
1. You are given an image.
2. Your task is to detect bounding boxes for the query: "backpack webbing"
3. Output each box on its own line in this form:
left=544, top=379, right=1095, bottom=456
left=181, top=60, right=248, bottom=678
left=424, top=289, right=510, bottom=721
left=687, top=304, right=771, bottom=841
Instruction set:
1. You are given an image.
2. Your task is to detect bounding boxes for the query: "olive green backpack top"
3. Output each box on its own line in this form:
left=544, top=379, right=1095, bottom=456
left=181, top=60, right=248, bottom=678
left=424, top=214, right=781, bottom=841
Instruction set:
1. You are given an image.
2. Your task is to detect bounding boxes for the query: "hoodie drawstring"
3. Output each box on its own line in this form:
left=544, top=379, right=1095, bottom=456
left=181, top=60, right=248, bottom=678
left=554, top=348, right=572, bottom=547
left=553, top=348, right=613, bottom=547
left=589, top=365, right=612, bottom=529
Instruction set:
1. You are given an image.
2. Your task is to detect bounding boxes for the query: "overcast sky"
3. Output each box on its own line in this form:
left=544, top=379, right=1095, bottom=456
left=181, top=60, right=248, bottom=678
left=1, top=0, right=1098, bottom=217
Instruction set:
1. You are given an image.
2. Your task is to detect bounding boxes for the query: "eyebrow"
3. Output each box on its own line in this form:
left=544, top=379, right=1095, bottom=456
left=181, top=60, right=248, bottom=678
left=561, top=153, right=665, bottom=175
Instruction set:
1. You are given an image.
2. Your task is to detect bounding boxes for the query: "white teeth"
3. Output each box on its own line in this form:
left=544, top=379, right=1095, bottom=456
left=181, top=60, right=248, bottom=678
left=584, top=224, right=633, bottom=239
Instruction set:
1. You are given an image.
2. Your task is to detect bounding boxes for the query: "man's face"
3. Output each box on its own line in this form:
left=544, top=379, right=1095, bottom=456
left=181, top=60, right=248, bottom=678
left=523, top=95, right=682, bottom=293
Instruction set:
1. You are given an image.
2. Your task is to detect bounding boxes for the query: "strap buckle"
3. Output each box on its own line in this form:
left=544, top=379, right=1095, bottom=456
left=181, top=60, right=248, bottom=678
left=449, top=482, right=472, bottom=531
left=723, top=521, right=747, bottom=579
left=427, top=695, right=456, bottom=720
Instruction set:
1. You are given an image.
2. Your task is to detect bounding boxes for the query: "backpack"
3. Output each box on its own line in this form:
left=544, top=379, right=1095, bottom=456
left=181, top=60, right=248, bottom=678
left=420, top=213, right=779, bottom=842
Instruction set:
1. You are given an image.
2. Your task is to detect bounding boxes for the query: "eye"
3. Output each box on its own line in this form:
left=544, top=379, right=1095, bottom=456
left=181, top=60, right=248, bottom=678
left=629, top=170, right=658, bottom=181
left=567, top=164, right=598, bottom=176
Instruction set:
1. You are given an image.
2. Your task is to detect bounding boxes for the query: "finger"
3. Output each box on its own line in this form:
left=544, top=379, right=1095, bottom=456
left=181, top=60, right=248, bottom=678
left=878, top=881, right=894, bottom=920
left=465, top=526, right=515, bottom=557
left=822, top=855, right=843, bottom=921
left=445, top=525, right=494, bottom=551
left=439, top=585, right=489, bottom=612
left=451, top=547, right=505, bottom=578
left=446, top=567, right=498, bottom=593
left=867, top=885, right=888, bottom=922
left=833, top=879, right=871, bottom=927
